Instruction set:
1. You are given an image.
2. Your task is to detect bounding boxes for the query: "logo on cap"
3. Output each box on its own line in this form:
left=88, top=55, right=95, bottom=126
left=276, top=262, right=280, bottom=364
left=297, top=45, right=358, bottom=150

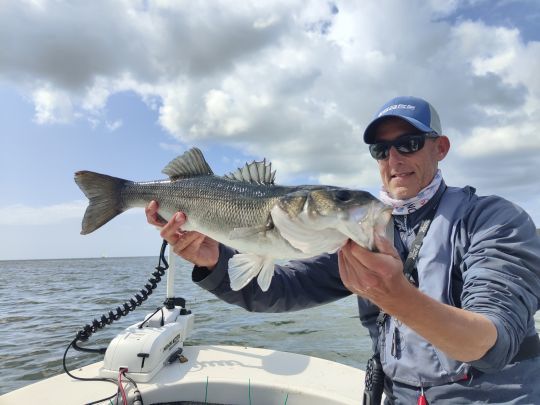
left=378, top=104, right=416, bottom=117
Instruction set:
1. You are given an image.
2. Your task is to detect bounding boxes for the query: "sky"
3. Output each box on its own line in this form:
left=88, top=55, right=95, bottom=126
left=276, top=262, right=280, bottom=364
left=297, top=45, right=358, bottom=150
left=1, top=0, right=539, bottom=260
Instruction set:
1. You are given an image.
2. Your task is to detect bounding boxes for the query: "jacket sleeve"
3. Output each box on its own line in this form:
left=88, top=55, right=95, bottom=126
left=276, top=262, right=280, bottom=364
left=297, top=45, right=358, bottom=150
left=192, top=243, right=351, bottom=312
left=457, top=195, right=540, bottom=372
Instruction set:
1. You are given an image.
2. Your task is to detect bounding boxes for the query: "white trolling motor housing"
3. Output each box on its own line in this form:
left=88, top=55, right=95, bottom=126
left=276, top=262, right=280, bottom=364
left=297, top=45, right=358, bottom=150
left=99, top=306, right=194, bottom=383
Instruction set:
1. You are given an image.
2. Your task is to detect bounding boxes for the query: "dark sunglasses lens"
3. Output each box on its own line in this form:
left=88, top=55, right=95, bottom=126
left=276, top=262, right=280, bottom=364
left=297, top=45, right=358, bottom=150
left=395, top=135, right=425, bottom=154
left=369, top=134, right=429, bottom=160
left=369, top=143, right=389, bottom=160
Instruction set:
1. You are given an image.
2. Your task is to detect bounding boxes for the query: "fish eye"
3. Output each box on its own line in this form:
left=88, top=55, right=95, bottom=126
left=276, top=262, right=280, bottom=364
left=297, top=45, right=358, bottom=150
left=335, top=190, right=352, bottom=202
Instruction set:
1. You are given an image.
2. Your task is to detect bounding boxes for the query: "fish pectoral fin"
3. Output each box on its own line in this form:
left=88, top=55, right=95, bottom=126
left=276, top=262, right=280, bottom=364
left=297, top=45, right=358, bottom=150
left=228, top=254, right=270, bottom=291
left=270, top=206, right=347, bottom=255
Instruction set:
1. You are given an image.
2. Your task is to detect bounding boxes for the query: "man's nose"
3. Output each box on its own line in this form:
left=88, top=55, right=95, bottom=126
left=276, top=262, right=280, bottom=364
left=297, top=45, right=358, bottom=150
left=387, top=145, right=404, bottom=162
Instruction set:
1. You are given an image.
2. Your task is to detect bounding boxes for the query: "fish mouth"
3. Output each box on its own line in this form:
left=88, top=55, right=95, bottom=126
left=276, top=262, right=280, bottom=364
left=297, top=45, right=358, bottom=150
left=341, top=202, right=392, bottom=249
left=375, top=203, right=392, bottom=226
left=374, top=205, right=393, bottom=242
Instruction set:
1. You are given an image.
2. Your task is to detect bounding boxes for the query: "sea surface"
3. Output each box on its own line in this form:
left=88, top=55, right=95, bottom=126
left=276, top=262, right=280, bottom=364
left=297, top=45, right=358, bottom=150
left=0, top=256, right=371, bottom=395
left=2, top=256, right=540, bottom=397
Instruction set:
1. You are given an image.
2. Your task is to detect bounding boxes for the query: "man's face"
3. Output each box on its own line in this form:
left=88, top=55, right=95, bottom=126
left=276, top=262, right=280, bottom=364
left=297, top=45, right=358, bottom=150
left=373, top=117, right=450, bottom=200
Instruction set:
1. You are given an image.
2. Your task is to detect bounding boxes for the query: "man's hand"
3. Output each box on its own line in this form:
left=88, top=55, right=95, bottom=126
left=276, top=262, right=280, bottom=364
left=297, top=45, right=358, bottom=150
left=145, top=200, right=219, bottom=269
left=338, top=234, right=497, bottom=362
left=338, top=234, right=412, bottom=311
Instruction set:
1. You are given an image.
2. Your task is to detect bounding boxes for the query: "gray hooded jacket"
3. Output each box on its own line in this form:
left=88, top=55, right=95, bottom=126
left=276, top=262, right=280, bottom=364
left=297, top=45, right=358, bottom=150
left=193, top=183, right=540, bottom=403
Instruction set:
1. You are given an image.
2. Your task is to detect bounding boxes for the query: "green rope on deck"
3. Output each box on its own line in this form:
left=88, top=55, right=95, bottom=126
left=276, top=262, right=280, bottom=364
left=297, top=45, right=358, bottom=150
left=205, top=376, right=208, bottom=404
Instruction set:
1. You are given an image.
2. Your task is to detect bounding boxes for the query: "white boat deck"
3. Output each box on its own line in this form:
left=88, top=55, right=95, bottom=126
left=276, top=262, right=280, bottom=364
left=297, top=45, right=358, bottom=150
left=1, top=345, right=366, bottom=405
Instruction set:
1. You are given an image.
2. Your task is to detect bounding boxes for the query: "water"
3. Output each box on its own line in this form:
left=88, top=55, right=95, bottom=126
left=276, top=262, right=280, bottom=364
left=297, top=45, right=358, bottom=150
left=0, top=256, right=370, bottom=395
left=2, top=256, right=540, bottom=396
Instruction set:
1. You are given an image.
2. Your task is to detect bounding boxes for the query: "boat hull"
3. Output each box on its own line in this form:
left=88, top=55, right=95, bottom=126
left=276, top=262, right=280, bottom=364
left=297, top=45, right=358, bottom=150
left=1, top=345, right=366, bottom=404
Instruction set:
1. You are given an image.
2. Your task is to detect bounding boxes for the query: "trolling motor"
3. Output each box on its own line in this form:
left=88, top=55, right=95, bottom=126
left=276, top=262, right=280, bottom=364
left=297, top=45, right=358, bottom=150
left=67, top=240, right=194, bottom=386
left=99, top=303, right=194, bottom=383
left=99, top=245, right=194, bottom=383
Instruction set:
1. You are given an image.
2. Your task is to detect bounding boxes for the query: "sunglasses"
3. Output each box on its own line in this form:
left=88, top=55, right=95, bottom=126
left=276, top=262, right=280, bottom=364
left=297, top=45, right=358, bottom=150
left=369, top=132, right=439, bottom=160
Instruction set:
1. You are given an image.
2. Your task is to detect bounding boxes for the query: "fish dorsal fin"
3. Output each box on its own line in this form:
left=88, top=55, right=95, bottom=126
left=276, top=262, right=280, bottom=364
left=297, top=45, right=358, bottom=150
left=224, top=159, right=276, bottom=185
left=162, top=148, right=214, bottom=180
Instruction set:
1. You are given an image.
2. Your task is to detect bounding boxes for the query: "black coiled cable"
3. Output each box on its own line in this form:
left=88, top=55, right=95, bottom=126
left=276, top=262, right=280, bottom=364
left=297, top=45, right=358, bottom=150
left=72, top=239, right=169, bottom=354
left=62, top=240, right=169, bottom=405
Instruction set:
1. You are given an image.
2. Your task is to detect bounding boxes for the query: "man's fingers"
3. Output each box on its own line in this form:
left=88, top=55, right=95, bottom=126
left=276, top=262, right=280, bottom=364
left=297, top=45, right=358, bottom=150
left=341, top=240, right=401, bottom=298
left=191, top=233, right=207, bottom=251
left=347, top=237, right=400, bottom=274
left=179, top=233, right=207, bottom=262
left=374, top=234, right=401, bottom=259
left=173, top=230, right=202, bottom=252
left=338, top=248, right=351, bottom=285
left=148, top=200, right=158, bottom=211
left=145, top=200, right=167, bottom=227
left=160, top=212, right=187, bottom=243
left=339, top=242, right=374, bottom=295
left=147, top=207, right=216, bottom=268
left=346, top=242, right=372, bottom=267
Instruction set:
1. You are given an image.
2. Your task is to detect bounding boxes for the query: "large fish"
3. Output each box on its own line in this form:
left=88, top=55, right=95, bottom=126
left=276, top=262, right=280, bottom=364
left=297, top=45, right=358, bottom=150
left=75, top=148, right=392, bottom=291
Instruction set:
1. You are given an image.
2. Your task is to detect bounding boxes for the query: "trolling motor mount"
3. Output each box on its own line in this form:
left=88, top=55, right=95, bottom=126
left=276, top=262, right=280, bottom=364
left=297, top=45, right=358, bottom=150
left=99, top=303, right=194, bottom=383
left=99, top=241, right=194, bottom=383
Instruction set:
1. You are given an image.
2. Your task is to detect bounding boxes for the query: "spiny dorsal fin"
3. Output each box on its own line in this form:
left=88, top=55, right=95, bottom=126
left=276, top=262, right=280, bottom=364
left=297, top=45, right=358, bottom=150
left=162, top=148, right=214, bottom=180
left=224, top=159, right=276, bottom=185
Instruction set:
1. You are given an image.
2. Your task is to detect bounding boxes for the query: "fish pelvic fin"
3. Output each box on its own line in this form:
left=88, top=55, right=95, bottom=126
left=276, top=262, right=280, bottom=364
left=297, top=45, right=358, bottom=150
left=228, top=254, right=275, bottom=292
left=74, top=171, right=129, bottom=235
left=256, top=259, right=276, bottom=292
left=162, top=148, right=214, bottom=180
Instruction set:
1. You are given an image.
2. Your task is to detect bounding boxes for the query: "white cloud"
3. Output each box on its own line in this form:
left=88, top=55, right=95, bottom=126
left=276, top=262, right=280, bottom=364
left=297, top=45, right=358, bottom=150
left=106, top=119, right=123, bottom=132
left=1, top=0, right=539, bottom=210
left=32, top=86, right=74, bottom=124
left=0, top=213, right=158, bottom=260
left=159, top=142, right=184, bottom=153
left=0, top=201, right=86, bottom=226
left=458, top=120, right=540, bottom=157
left=0, top=200, right=142, bottom=227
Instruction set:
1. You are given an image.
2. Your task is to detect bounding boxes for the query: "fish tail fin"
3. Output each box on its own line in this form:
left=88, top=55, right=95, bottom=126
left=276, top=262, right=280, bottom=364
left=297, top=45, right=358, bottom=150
left=74, top=171, right=129, bottom=235
left=228, top=254, right=275, bottom=291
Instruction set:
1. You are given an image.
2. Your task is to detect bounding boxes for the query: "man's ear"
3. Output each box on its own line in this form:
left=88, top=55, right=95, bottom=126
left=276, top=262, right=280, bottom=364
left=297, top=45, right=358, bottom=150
left=436, top=135, right=450, bottom=161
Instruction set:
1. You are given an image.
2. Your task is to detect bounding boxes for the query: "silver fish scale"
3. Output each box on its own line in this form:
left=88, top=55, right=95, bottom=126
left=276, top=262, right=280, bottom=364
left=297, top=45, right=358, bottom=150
left=121, top=176, right=295, bottom=232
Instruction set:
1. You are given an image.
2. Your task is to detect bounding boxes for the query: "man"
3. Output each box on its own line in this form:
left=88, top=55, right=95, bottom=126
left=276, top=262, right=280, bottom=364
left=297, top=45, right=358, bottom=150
left=146, top=96, right=540, bottom=404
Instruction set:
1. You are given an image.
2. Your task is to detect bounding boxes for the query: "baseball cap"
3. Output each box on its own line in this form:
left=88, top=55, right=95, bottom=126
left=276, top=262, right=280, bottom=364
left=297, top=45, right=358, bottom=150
left=363, top=96, right=442, bottom=143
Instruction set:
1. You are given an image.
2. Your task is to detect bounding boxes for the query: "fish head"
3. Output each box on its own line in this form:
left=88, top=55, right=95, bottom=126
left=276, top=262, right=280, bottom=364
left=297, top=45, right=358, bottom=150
left=277, top=187, right=393, bottom=250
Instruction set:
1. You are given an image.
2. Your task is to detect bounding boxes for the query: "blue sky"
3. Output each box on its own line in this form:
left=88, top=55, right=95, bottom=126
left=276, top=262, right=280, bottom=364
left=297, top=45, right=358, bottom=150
left=1, top=0, right=539, bottom=260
